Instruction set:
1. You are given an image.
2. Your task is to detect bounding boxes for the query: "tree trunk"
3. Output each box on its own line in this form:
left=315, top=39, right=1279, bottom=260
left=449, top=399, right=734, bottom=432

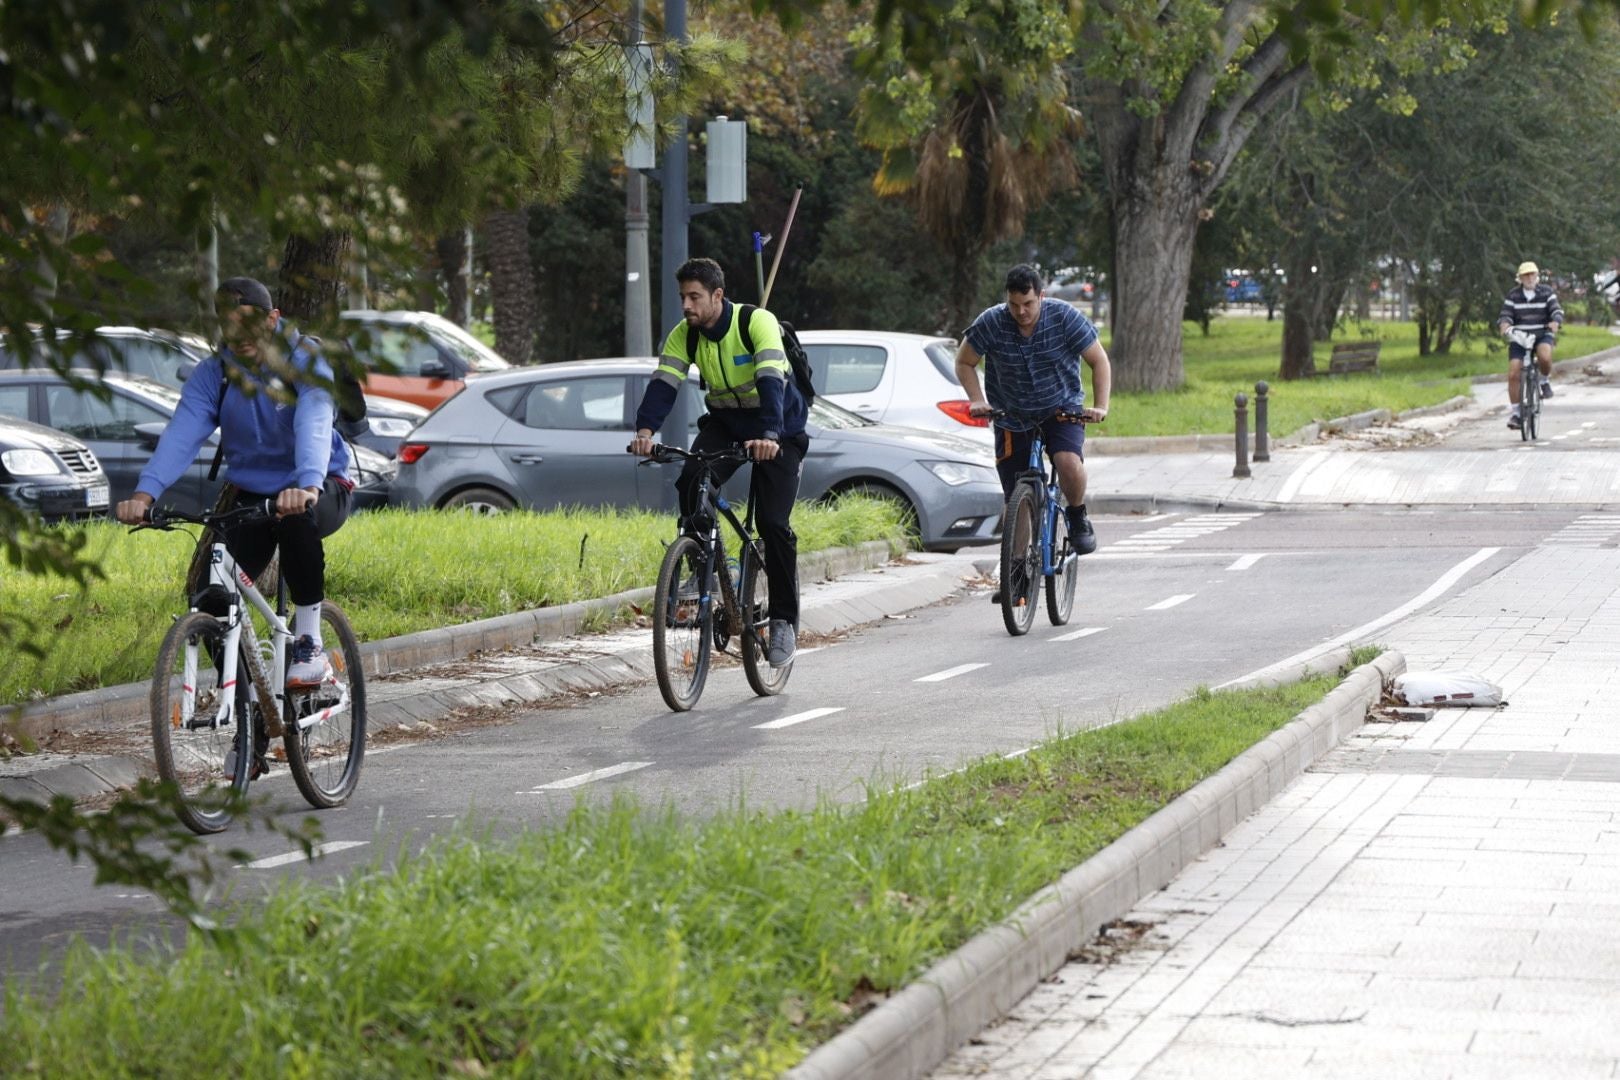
left=277, top=231, right=351, bottom=322
left=1314, top=273, right=1348, bottom=342
left=944, top=236, right=982, bottom=339
left=1279, top=243, right=1321, bottom=379
left=1108, top=170, right=1201, bottom=392
left=483, top=208, right=537, bottom=364
left=436, top=228, right=472, bottom=327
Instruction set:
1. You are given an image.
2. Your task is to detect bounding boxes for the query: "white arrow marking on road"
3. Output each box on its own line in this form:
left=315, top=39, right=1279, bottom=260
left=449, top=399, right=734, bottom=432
left=238, top=840, right=369, bottom=870
left=754, top=707, right=845, bottom=730
left=1227, top=554, right=1267, bottom=571
left=1214, top=546, right=1500, bottom=689
left=1146, top=594, right=1195, bottom=611
left=525, top=761, right=653, bottom=791
left=1051, top=626, right=1106, bottom=643
left=915, top=662, right=989, bottom=683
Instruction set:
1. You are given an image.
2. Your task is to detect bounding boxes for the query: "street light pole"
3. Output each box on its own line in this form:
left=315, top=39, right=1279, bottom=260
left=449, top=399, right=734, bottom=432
left=623, top=0, right=653, bottom=356
left=659, top=0, right=690, bottom=341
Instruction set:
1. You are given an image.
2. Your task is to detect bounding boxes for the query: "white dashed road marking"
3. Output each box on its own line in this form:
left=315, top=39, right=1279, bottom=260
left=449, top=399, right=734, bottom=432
left=1146, top=594, right=1195, bottom=611
left=1050, top=626, right=1107, bottom=643
left=1544, top=515, right=1620, bottom=547
left=915, top=663, right=989, bottom=683
left=1226, top=553, right=1267, bottom=570
left=238, top=840, right=369, bottom=870
left=523, top=761, right=653, bottom=792
left=753, top=707, right=845, bottom=731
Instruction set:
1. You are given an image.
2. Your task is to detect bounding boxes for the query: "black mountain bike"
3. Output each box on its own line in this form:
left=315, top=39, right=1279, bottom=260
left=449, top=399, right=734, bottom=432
left=1511, top=329, right=1541, bottom=442
left=640, top=445, right=793, bottom=710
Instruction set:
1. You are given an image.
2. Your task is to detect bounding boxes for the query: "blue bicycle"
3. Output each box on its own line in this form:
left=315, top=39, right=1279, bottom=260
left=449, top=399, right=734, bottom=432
left=988, top=409, right=1084, bottom=636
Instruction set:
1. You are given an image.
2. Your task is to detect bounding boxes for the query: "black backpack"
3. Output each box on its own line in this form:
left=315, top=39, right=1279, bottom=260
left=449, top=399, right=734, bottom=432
left=686, top=303, right=816, bottom=406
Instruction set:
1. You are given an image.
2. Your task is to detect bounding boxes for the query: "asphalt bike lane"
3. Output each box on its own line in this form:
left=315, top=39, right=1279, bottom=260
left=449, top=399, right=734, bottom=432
left=0, top=507, right=1563, bottom=982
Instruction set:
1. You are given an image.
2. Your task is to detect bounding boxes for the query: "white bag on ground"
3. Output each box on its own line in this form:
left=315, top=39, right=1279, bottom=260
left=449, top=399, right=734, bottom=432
left=1393, top=670, right=1504, bottom=707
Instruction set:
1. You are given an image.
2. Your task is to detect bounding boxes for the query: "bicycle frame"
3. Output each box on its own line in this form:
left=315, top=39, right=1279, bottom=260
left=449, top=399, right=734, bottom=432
left=1013, top=434, right=1068, bottom=578
left=689, top=465, right=766, bottom=644
left=188, top=541, right=349, bottom=736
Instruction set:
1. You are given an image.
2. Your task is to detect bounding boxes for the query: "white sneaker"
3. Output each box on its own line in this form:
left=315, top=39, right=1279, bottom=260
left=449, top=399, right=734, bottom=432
left=287, top=635, right=334, bottom=687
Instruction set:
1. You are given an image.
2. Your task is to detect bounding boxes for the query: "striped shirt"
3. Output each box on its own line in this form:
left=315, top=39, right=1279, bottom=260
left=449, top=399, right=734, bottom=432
left=964, top=299, right=1098, bottom=432
left=1497, top=284, right=1564, bottom=335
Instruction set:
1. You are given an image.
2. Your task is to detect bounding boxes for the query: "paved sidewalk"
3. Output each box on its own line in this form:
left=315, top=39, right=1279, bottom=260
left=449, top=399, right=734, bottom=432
left=932, top=546, right=1620, bottom=1079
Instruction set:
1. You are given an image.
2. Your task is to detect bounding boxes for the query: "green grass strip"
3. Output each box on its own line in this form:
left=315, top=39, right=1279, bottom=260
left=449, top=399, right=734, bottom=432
left=1101, top=318, right=1616, bottom=437
left=0, top=499, right=907, bottom=704
left=1, top=675, right=1341, bottom=1078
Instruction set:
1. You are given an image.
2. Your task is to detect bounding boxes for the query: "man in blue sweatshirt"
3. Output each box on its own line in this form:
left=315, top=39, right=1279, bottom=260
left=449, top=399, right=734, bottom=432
left=114, top=277, right=353, bottom=688
left=628, top=258, right=809, bottom=667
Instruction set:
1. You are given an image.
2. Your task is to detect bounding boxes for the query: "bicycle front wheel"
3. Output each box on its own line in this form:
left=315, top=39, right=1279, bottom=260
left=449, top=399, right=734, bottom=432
left=1046, top=493, right=1078, bottom=626
left=653, top=535, right=713, bottom=711
left=283, top=600, right=367, bottom=809
left=1521, top=367, right=1536, bottom=441
left=150, top=612, right=250, bottom=835
left=740, top=542, right=792, bottom=697
left=1000, top=481, right=1042, bottom=637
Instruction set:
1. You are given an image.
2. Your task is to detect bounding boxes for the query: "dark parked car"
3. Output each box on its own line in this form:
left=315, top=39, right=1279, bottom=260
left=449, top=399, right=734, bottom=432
left=0, top=414, right=109, bottom=522
left=0, top=371, right=394, bottom=515
left=0, top=326, right=425, bottom=459
left=387, top=358, right=1004, bottom=551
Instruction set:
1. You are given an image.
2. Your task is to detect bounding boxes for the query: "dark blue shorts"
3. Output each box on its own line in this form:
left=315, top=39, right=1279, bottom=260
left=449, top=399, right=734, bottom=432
left=1508, top=333, right=1555, bottom=362
left=993, top=415, right=1086, bottom=495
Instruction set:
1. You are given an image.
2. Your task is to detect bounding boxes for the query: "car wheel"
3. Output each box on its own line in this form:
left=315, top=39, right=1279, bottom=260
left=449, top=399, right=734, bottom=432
left=440, top=486, right=515, bottom=515
left=837, top=482, right=920, bottom=544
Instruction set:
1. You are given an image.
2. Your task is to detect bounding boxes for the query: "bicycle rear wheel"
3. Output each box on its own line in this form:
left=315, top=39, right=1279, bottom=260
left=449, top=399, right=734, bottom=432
left=653, top=535, right=713, bottom=711
left=740, top=542, right=792, bottom=697
left=1000, top=481, right=1042, bottom=637
left=1521, top=365, right=1537, bottom=441
left=1046, top=492, right=1078, bottom=626
left=150, top=612, right=250, bottom=835
left=283, top=600, right=367, bottom=809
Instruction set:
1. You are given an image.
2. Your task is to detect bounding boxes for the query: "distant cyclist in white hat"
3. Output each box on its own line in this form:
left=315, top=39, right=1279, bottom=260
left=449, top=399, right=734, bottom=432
left=1496, top=260, right=1563, bottom=431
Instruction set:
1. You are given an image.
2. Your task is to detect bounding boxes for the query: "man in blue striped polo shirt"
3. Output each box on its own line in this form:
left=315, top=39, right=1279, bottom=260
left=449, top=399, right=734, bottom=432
left=956, top=263, right=1112, bottom=556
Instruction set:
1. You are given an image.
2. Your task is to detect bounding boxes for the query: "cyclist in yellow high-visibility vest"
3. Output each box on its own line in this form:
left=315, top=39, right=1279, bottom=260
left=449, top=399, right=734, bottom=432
left=630, top=258, right=810, bottom=667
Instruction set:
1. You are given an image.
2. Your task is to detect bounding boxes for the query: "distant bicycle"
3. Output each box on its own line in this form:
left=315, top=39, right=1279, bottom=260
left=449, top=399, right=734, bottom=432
left=134, top=502, right=366, bottom=834
left=1510, top=329, right=1541, bottom=442
left=638, top=444, right=792, bottom=710
left=986, top=408, right=1083, bottom=636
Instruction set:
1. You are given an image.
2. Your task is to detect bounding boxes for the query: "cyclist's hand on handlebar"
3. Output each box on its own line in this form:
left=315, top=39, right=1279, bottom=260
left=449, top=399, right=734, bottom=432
left=628, top=432, right=656, bottom=457
left=115, top=493, right=153, bottom=526
left=275, top=486, right=318, bottom=518
left=744, top=438, right=780, bottom=462
left=1080, top=406, right=1107, bottom=423
left=967, top=399, right=995, bottom=418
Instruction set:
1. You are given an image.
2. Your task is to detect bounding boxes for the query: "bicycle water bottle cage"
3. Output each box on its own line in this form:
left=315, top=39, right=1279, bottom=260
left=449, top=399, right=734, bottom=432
left=191, top=584, right=232, bottom=617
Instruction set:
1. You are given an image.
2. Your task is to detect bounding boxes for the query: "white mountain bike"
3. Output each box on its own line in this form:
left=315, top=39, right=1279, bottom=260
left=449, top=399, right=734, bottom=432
left=136, top=502, right=366, bottom=834
left=1510, top=329, right=1542, bottom=442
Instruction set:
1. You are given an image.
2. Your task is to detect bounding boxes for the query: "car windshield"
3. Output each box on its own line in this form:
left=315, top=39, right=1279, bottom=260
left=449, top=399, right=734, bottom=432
left=422, top=316, right=511, bottom=373
left=120, top=379, right=184, bottom=411
left=808, top=397, right=876, bottom=430
left=924, top=341, right=961, bottom=386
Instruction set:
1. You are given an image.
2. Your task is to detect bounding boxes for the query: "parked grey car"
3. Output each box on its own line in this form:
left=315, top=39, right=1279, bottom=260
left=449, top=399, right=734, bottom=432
left=0, top=371, right=395, bottom=515
left=0, top=413, right=110, bottom=522
left=388, top=359, right=1004, bottom=550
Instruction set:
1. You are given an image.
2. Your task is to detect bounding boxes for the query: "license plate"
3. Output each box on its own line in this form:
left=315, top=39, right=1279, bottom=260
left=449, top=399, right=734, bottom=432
left=86, top=484, right=108, bottom=508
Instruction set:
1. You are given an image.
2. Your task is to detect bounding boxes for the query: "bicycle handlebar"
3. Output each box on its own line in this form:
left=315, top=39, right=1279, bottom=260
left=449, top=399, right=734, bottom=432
left=979, top=406, right=1094, bottom=424
left=134, top=500, right=281, bottom=532
left=631, top=444, right=751, bottom=467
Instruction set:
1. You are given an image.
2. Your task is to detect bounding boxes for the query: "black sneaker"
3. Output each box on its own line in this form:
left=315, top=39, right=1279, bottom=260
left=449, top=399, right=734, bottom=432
left=990, top=589, right=1004, bottom=605
left=1068, top=507, right=1098, bottom=556
left=1540, top=379, right=1553, bottom=399
left=1507, top=412, right=1522, bottom=430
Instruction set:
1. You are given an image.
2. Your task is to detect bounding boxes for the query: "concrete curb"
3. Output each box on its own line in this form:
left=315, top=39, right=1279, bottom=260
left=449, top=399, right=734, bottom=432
left=784, top=650, right=1406, bottom=1080
left=6, top=540, right=898, bottom=744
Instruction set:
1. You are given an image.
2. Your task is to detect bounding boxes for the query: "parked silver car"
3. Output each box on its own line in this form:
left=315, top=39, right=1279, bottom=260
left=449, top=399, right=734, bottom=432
left=388, top=359, right=1004, bottom=550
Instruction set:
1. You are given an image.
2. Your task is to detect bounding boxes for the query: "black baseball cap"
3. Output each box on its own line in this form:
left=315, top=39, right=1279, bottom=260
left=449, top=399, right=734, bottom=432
left=216, top=276, right=275, bottom=312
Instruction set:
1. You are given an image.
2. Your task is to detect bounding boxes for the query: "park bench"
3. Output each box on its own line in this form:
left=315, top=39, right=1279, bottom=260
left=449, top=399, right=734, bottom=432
left=1322, top=340, right=1381, bottom=375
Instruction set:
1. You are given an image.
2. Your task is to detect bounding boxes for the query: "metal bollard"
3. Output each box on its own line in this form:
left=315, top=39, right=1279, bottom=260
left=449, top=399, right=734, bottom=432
left=1253, top=380, right=1270, bottom=462
left=1233, top=392, right=1251, bottom=478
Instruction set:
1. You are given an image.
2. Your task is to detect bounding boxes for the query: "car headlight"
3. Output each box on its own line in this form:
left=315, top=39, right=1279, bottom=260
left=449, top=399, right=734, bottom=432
left=922, top=460, right=994, bottom=487
left=366, top=417, right=416, bottom=438
left=351, top=443, right=397, bottom=483
left=1, top=449, right=64, bottom=477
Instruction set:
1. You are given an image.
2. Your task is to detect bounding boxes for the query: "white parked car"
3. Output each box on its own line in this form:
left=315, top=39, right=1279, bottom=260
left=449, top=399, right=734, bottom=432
left=795, top=330, right=992, bottom=445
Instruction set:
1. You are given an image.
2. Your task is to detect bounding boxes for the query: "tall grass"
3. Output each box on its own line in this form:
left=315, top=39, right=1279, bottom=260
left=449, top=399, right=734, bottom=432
left=0, top=675, right=1338, bottom=1077
left=1098, top=317, right=1617, bottom=437
left=0, top=500, right=906, bottom=704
